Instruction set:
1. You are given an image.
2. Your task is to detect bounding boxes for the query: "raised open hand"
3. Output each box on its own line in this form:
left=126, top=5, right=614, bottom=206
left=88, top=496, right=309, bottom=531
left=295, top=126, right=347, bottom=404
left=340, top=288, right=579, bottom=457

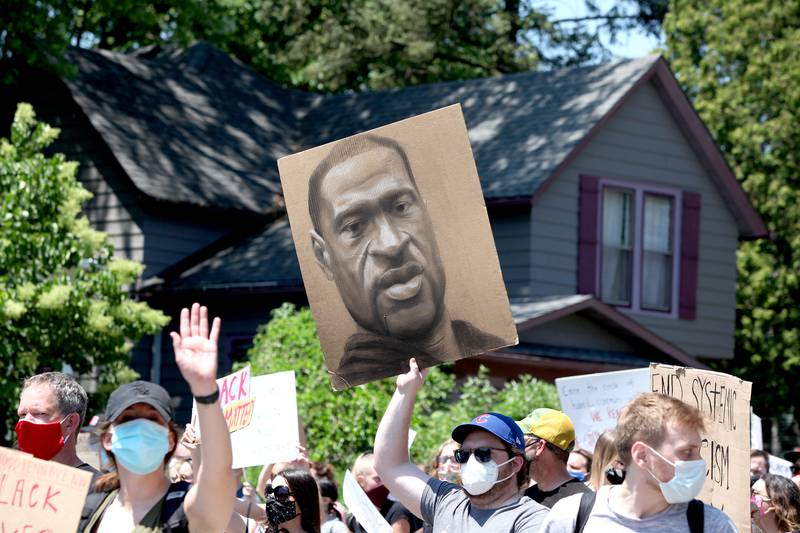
left=396, top=357, right=428, bottom=395
left=170, top=303, right=221, bottom=396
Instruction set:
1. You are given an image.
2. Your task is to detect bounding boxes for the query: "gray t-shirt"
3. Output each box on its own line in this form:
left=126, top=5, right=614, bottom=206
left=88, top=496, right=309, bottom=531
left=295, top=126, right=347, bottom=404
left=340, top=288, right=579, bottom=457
left=539, top=485, right=737, bottom=533
left=420, top=478, right=549, bottom=532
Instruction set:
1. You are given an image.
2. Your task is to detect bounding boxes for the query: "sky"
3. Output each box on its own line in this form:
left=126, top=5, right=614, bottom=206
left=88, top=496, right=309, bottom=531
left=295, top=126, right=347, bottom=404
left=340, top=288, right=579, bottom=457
left=543, top=0, right=665, bottom=59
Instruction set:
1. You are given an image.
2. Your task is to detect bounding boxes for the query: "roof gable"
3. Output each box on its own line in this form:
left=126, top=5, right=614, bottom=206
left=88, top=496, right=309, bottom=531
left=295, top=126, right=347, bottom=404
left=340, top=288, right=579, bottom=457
left=511, top=295, right=708, bottom=369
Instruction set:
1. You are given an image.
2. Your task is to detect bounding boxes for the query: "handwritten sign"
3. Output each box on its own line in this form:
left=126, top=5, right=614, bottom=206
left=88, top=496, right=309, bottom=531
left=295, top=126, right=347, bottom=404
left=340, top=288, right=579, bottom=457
left=769, top=454, right=794, bottom=479
left=193, top=366, right=254, bottom=433
left=230, top=371, right=300, bottom=469
left=650, top=364, right=752, bottom=533
left=0, top=446, right=92, bottom=533
left=342, top=470, right=392, bottom=533
left=555, top=368, right=650, bottom=451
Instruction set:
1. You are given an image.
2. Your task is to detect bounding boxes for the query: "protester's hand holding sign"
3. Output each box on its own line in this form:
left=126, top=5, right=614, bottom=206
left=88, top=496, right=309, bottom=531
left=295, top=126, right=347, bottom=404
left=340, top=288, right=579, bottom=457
left=374, top=358, right=433, bottom=519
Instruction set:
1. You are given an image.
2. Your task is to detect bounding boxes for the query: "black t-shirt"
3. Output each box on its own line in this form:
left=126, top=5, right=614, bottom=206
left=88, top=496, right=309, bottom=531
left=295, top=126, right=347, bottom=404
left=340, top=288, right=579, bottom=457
left=347, top=499, right=423, bottom=533
left=523, top=477, right=591, bottom=508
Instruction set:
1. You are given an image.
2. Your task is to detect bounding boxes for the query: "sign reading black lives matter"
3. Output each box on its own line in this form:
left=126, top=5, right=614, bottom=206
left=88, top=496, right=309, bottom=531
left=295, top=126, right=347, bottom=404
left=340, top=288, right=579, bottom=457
left=650, top=364, right=752, bottom=532
left=278, top=105, right=518, bottom=390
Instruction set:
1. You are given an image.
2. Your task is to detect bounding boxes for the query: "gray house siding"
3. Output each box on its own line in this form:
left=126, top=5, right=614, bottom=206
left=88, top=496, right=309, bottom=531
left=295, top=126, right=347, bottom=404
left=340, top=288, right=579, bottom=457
left=490, top=213, right=532, bottom=299
left=529, top=80, right=738, bottom=359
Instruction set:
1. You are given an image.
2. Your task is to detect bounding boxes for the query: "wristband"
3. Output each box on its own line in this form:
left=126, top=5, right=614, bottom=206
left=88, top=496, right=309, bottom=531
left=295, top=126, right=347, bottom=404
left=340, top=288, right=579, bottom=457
left=194, top=386, right=219, bottom=405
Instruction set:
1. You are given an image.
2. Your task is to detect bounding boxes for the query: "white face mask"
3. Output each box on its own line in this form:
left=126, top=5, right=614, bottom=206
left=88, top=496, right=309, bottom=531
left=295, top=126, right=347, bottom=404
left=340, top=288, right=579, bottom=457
left=460, top=454, right=515, bottom=496
left=642, top=443, right=706, bottom=504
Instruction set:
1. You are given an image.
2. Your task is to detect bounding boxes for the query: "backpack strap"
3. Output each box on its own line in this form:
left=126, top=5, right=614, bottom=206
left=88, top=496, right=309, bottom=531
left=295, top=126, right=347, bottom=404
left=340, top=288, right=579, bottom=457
left=78, top=489, right=117, bottom=533
left=686, top=499, right=704, bottom=533
left=160, top=481, right=191, bottom=532
left=574, top=490, right=597, bottom=533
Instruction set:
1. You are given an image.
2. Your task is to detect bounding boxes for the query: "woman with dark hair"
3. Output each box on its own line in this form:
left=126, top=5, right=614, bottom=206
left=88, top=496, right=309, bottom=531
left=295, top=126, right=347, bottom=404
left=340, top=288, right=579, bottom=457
left=752, top=473, right=800, bottom=532
left=269, top=468, right=322, bottom=533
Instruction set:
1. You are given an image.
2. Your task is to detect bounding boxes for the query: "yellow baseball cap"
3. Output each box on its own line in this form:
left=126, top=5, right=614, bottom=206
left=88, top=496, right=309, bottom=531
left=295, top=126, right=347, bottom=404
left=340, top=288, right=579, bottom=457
left=516, top=408, right=575, bottom=452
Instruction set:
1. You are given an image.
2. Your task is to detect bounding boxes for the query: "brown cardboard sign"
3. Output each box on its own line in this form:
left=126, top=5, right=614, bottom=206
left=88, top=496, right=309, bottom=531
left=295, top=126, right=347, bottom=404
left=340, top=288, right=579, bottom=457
left=278, top=105, right=518, bottom=389
left=650, top=364, right=752, bottom=532
left=0, top=446, right=93, bottom=533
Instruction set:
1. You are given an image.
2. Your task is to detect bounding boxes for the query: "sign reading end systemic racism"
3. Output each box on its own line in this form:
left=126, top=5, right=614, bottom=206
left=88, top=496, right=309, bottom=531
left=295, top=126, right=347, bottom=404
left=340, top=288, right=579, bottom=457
left=0, top=446, right=92, bottom=533
left=278, top=105, right=518, bottom=390
left=650, top=363, right=752, bottom=533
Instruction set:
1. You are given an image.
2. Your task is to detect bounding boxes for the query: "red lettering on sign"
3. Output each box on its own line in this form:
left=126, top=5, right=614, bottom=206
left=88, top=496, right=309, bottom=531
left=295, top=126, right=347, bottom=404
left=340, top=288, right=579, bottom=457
left=11, top=478, right=24, bottom=507
left=43, top=486, right=59, bottom=513
left=0, top=473, right=8, bottom=504
left=238, top=369, right=248, bottom=399
left=27, top=483, right=39, bottom=508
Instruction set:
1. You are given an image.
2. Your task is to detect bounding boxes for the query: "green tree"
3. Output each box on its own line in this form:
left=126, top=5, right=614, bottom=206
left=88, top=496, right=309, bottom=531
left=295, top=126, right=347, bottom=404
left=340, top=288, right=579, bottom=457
left=664, top=1, right=800, bottom=440
left=242, top=302, right=559, bottom=478
left=2, top=0, right=667, bottom=91
left=0, top=103, right=169, bottom=443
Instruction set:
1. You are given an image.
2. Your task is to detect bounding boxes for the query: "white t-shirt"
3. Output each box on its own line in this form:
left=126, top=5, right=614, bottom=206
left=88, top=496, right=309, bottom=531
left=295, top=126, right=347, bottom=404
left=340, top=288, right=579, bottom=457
left=539, top=485, right=737, bottom=533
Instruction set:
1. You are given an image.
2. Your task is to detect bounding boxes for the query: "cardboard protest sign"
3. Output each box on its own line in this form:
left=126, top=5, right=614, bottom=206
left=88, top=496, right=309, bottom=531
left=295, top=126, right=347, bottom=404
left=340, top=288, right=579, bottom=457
left=0, top=446, right=92, bottom=533
left=192, top=365, right=255, bottom=433
left=230, top=371, right=300, bottom=469
left=278, top=105, right=517, bottom=390
left=650, top=364, right=752, bottom=532
left=342, top=470, right=392, bottom=533
left=555, top=368, right=650, bottom=451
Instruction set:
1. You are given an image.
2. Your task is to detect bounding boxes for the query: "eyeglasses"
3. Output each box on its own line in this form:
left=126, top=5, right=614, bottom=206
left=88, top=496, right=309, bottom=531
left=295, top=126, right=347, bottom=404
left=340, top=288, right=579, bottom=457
left=454, top=447, right=509, bottom=464
left=437, top=455, right=456, bottom=465
left=265, top=484, right=293, bottom=503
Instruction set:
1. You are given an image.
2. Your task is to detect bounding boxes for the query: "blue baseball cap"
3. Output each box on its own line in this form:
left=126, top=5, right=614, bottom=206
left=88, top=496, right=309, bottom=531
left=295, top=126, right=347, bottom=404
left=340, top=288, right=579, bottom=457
left=451, top=412, right=526, bottom=452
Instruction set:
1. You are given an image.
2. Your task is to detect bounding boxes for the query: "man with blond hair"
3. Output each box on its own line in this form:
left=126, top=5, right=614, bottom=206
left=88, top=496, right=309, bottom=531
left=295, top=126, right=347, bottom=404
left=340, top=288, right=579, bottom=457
left=347, top=451, right=422, bottom=533
left=540, top=392, right=736, bottom=532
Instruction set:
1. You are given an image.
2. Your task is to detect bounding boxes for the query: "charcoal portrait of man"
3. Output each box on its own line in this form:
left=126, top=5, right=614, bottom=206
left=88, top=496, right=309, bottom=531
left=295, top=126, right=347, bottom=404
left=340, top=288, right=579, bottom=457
left=307, top=134, right=504, bottom=389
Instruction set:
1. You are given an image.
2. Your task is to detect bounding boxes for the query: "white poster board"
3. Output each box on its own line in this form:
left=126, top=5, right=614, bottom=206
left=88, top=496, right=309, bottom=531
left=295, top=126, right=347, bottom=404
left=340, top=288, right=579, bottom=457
left=751, top=411, right=763, bottom=450
left=555, top=368, right=650, bottom=451
left=342, top=470, right=392, bottom=533
left=769, top=454, right=794, bottom=478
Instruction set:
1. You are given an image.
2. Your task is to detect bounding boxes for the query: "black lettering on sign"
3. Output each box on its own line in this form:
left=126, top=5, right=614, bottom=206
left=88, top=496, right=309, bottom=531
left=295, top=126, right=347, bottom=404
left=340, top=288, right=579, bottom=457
left=702, top=438, right=730, bottom=490
left=691, top=377, right=736, bottom=431
left=651, top=372, right=683, bottom=400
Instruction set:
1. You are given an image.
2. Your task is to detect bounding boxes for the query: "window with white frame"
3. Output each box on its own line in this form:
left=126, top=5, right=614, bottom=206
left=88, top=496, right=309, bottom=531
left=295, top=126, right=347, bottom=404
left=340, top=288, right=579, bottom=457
left=599, top=183, right=679, bottom=314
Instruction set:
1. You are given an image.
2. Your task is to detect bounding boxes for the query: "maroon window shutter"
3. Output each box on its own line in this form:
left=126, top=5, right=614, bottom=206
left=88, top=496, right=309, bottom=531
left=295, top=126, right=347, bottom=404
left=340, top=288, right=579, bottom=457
left=679, top=192, right=701, bottom=320
left=578, top=175, right=600, bottom=295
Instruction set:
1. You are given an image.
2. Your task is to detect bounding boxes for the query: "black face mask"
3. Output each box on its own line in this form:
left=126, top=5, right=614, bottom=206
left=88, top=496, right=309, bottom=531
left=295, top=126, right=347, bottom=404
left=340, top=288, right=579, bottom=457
left=605, top=467, right=625, bottom=485
left=265, top=496, right=298, bottom=529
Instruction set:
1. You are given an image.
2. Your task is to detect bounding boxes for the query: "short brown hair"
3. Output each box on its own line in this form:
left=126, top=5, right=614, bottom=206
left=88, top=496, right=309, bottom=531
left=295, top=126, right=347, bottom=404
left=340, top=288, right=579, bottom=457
left=615, top=393, right=706, bottom=465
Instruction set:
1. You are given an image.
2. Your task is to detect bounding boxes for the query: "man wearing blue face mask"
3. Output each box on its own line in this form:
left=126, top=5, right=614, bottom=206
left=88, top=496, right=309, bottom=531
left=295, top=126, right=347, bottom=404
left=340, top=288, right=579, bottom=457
left=540, top=393, right=737, bottom=533
left=373, top=358, right=549, bottom=532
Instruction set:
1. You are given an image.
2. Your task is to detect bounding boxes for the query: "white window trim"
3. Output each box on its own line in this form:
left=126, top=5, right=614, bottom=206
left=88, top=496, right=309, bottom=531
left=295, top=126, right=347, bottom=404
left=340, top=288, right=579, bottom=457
left=596, top=178, right=682, bottom=319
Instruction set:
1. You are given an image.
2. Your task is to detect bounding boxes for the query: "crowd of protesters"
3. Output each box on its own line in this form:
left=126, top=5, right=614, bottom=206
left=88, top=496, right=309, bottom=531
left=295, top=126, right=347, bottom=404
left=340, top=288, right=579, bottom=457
left=11, top=302, right=800, bottom=532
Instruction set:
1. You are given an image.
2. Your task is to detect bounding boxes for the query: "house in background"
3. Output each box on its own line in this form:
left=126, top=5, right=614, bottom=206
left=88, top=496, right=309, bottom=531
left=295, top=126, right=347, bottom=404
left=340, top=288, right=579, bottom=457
left=2, top=43, right=766, bottom=420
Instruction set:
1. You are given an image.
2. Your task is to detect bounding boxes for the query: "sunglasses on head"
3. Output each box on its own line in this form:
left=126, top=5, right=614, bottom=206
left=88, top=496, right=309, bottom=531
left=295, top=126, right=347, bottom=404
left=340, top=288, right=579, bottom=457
left=454, top=446, right=509, bottom=464
left=265, top=484, right=293, bottom=503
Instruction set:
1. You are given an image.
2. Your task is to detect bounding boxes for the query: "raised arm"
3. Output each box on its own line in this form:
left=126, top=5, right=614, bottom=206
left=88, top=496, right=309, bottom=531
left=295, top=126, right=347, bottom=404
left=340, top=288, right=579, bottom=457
left=373, top=358, right=432, bottom=519
left=171, top=303, right=237, bottom=532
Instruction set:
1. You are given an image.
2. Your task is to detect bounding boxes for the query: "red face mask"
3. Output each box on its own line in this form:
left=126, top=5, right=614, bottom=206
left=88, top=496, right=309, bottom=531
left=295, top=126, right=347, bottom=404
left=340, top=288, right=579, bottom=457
left=15, top=417, right=67, bottom=460
left=366, top=483, right=390, bottom=509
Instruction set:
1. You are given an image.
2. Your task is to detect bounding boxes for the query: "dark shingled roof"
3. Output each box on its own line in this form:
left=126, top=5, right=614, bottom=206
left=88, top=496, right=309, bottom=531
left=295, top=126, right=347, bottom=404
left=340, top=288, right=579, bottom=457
left=64, top=43, right=306, bottom=214
left=168, top=217, right=302, bottom=291
left=64, top=43, right=659, bottom=213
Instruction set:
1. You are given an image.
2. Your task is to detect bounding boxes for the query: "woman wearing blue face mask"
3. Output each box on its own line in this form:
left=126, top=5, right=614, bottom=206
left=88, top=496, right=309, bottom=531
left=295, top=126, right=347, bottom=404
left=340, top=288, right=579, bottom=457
left=79, top=303, right=236, bottom=533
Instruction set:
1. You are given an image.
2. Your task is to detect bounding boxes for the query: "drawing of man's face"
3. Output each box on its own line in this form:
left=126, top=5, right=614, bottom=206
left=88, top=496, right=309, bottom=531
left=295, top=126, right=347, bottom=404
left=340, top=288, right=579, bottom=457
left=310, top=144, right=446, bottom=339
